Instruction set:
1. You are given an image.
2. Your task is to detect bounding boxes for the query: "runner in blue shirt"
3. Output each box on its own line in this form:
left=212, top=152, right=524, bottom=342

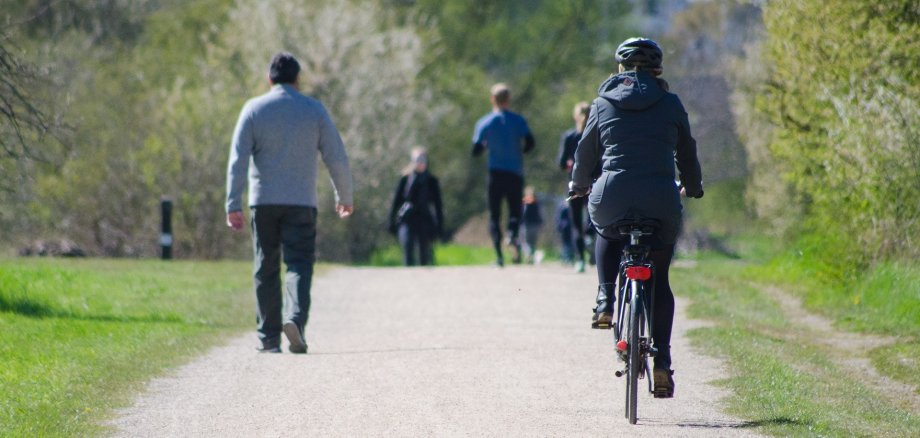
left=472, top=83, right=535, bottom=266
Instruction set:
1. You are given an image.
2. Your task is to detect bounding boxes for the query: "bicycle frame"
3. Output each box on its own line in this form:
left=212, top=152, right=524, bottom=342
left=612, top=225, right=658, bottom=424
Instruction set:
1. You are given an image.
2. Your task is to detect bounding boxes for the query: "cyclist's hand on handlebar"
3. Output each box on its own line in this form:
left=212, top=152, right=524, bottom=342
left=567, top=181, right=590, bottom=201
left=675, top=181, right=703, bottom=199
left=678, top=184, right=704, bottom=199
left=684, top=184, right=704, bottom=198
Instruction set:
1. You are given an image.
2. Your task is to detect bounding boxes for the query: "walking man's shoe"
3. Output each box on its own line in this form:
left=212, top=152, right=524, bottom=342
left=283, top=321, right=308, bottom=354
left=653, top=367, right=675, bottom=398
left=256, top=341, right=281, bottom=353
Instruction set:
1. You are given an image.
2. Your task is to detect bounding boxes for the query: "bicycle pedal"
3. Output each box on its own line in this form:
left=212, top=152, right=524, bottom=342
left=591, top=322, right=612, bottom=330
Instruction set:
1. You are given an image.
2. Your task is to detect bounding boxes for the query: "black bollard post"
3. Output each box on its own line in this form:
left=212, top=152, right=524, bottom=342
left=160, top=197, right=173, bottom=260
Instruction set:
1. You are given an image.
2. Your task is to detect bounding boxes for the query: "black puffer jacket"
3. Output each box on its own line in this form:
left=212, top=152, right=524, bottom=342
left=572, top=70, right=703, bottom=244
left=388, top=171, right=444, bottom=238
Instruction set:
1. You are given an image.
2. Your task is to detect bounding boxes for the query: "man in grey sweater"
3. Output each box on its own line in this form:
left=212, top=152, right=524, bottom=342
left=226, top=52, right=354, bottom=354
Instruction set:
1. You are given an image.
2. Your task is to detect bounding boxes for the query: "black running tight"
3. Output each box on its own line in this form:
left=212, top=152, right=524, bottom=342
left=596, top=236, right=675, bottom=368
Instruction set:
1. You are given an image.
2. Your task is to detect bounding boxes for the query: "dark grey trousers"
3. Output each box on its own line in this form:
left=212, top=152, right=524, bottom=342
left=250, top=205, right=317, bottom=346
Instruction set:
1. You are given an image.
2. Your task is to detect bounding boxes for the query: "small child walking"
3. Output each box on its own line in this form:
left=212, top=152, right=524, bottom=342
left=521, top=186, right=544, bottom=264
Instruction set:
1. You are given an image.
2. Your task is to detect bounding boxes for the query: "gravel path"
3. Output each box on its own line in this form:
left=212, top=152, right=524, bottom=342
left=111, top=265, right=760, bottom=437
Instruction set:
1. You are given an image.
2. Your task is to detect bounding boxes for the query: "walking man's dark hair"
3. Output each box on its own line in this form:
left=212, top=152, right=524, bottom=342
left=269, top=52, right=301, bottom=84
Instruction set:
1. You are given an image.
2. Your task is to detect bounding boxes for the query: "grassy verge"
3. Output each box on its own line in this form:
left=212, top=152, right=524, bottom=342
left=672, top=253, right=920, bottom=436
left=0, top=257, right=254, bottom=436
left=367, top=243, right=499, bottom=266
left=747, top=253, right=920, bottom=337
left=746, top=252, right=920, bottom=395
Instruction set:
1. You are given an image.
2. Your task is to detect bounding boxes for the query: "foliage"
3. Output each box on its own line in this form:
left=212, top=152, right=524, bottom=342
left=217, top=0, right=448, bottom=261
left=661, top=1, right=760, bottom=187
left=0, top=257, right=253, bottom=436
left=752, top=1, right=920, bottom=264
left=0, top=0, right=643, bottom=261
left=399, top=0, right=637, bottom=230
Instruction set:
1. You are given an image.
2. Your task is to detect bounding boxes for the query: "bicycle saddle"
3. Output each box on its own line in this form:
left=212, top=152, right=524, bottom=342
left=614, top=218, right=661, bottom=236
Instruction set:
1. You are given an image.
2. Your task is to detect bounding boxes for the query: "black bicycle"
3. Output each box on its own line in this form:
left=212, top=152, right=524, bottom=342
left=610, top=218, right=662, bottom=424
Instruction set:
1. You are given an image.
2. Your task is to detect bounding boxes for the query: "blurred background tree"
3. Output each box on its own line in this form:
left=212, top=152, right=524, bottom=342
left=0, top=0, right=640, bottom=260
left=740, top=0, right=919, bottom=268
left=2, top=0, right=917, bottom=268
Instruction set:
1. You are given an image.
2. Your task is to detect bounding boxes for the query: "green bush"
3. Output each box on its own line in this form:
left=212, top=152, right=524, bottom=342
left=754, top=1, right=920, bottom=262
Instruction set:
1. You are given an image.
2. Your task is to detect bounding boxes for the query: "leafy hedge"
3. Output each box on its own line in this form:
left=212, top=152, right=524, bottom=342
left=756, top=1, right=920, bottom=265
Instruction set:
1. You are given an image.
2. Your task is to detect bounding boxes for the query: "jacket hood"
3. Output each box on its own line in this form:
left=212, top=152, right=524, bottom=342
left=597, top=70, right=666, bottom=111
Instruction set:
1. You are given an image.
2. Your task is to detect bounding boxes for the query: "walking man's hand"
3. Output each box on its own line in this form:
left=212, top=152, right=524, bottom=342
left=227, top=211, right=244, bottom=231
left=336, top=203, right=354, bottom=218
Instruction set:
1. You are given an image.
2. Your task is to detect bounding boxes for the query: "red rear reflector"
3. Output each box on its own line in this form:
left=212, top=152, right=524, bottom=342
left=625, top=266, right=652, bottom=280
left=616, top=340, right=628, bottom=351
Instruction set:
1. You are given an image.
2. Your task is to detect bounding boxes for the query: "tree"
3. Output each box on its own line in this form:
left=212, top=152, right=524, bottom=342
left=0, top=33, right=58, bottom=190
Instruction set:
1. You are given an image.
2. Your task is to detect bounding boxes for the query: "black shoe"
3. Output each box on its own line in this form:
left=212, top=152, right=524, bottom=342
left=591, top=283, right=614, bottom=329
left=283, top=321, right=308, bottom=354
left=591, top=311, right=613, bottom=329
left=256, top=342, right=281, bottom=353
left=653, top=367, right=675, bottom=398
left=495, top=257, right=505, bottom=268
left=511, top=244, right=522, bottom=264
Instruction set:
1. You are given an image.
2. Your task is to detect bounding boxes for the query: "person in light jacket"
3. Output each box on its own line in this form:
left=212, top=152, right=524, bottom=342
left=226, top=52, right=353, bottom=354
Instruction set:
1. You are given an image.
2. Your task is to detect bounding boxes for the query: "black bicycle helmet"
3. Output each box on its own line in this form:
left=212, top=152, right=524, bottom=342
left=615, top=37, right=663, bottom=68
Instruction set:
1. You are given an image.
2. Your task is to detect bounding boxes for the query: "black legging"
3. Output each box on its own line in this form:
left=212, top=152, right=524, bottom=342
left=596, top=236, right=675, bottom=369
left=487, top=170, right=523, bottom=258
left=398, top=224, right=433, bottom=266
left=568, top=196, right=587, bottom=262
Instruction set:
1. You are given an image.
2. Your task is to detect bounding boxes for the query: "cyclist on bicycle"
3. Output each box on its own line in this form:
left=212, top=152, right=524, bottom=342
left=569, top=37, right=703, bottom=397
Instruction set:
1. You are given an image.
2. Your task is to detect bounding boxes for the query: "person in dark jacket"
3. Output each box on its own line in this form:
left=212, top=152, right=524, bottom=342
left=570, top=37, right=704, bottom=398
left=557, top=101, right=592, bottom=273
left=389, top=148, right=444, bottom=266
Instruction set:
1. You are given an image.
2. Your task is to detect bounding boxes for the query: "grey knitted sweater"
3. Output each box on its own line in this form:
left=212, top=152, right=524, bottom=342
left=226, top=84, right=353, bottom=212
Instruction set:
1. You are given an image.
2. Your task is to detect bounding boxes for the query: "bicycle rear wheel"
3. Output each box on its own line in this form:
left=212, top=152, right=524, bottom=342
left=626, top=280, right=643, bottom=424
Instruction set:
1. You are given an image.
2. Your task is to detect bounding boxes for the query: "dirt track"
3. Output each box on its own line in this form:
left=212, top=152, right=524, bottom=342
left=111, top=265, right=760, bottom=437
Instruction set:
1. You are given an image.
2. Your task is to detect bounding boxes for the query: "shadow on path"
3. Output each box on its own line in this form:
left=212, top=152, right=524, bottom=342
left=0, top=294, right=184, bottom=324
left=641, top=416, right=802, bottom=429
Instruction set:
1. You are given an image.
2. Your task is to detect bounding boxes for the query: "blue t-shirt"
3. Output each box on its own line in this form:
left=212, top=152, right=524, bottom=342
left=472, top=110, right=532, bottom=175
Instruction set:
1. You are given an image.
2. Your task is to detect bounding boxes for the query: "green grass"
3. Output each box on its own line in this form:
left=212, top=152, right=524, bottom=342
left=871, top=343, right=920, bottom=398
left=743, top=246, right=920, bottom=398
left=0, top=257, right=253, bottom=437
left=683, top=178, right=750, bottom=238
left=367, top=243, right=498, bottom=266
left=748, top=258, right=920, bottom=337
left=671, top=253, right=920, bottom=436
